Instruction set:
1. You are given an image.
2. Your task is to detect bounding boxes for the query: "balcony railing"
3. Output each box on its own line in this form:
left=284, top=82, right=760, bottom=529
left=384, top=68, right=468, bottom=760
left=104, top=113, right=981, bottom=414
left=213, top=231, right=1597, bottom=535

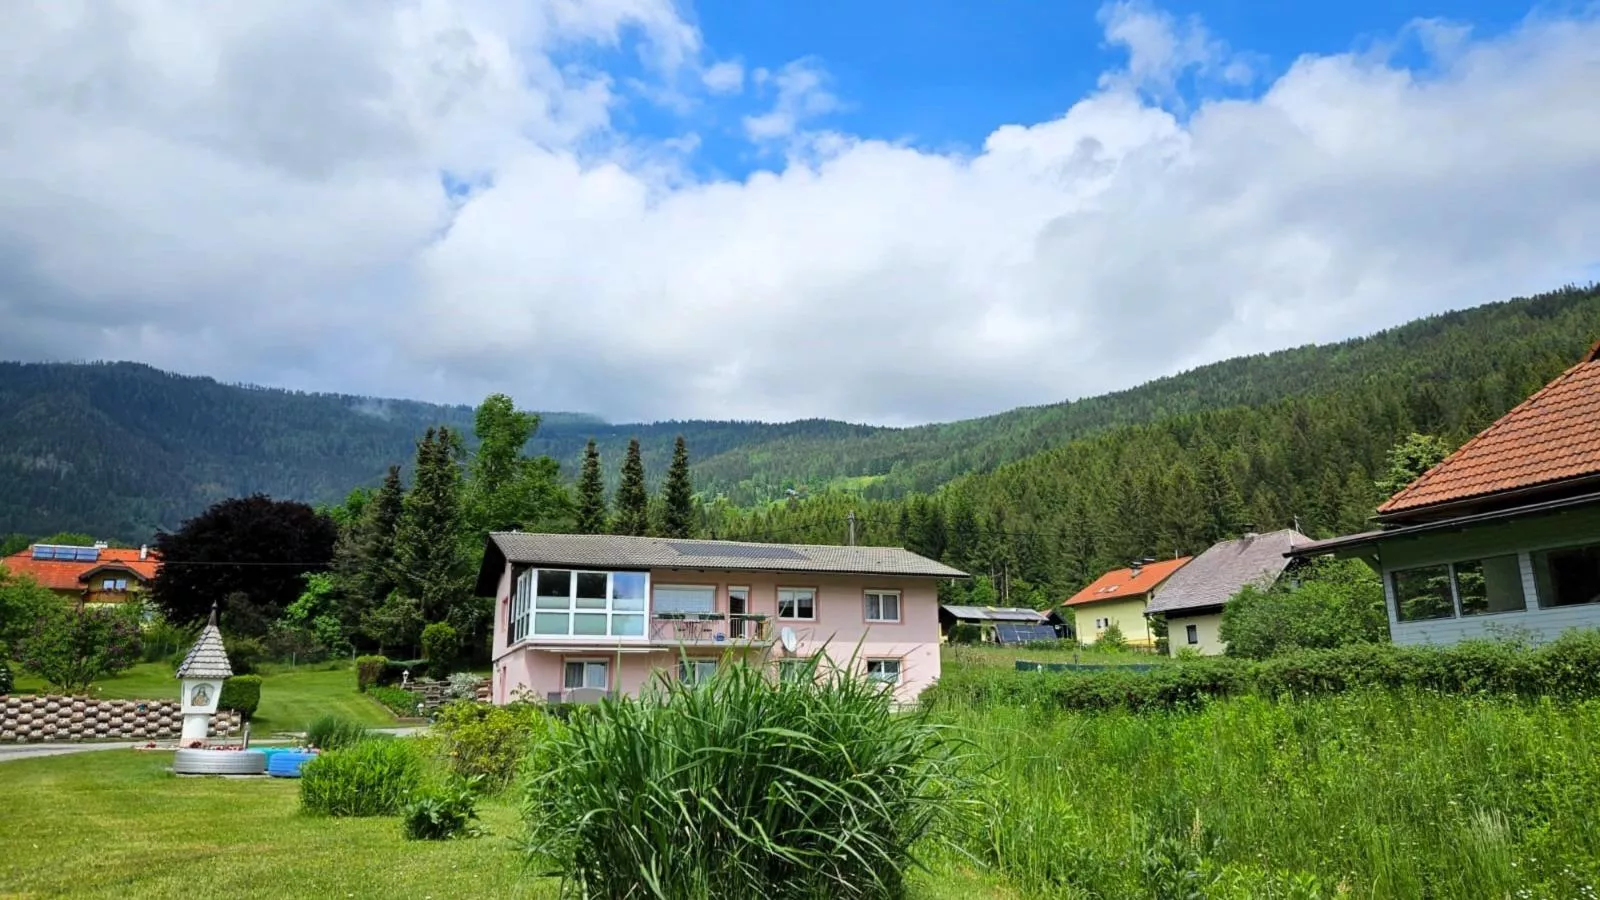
left=650, top=612, right=772, bottom=645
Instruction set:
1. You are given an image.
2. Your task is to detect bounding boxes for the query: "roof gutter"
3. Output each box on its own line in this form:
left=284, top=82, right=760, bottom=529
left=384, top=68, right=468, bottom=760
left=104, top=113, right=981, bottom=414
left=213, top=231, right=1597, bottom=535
left=1289, top=489, right=1600, bottom=558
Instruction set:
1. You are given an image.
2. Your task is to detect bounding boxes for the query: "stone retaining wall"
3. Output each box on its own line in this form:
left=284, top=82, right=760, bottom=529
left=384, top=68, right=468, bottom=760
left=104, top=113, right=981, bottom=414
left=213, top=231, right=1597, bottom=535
left=0, top=695, right=241, bottom=743
left=406, top=677, right=490, bottom=714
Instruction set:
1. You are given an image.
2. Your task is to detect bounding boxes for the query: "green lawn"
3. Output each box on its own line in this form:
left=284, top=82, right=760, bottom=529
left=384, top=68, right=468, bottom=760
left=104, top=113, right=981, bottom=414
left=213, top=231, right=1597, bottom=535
left=0, top=751, right=1008, bottom=900
left=10, top=662, right=396, bottom=734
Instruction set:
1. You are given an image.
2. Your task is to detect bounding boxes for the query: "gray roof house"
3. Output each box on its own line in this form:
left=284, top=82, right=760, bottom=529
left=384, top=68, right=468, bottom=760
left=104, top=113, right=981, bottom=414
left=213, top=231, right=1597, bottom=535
left=1147, top=528, right=1310, bottom=655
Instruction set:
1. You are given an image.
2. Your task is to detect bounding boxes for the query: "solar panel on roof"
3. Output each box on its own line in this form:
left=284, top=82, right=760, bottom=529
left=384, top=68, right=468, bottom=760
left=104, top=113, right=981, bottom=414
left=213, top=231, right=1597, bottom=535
left=667, top=542, right=807, bottom=561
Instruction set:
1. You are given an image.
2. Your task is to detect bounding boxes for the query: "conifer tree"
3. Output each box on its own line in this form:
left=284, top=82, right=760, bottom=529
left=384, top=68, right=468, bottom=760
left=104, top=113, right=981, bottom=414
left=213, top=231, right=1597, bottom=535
left=391, top=427, right=468, bottom=625
left=335, top=465, right=404, bottom=632
left=576, top=440, right=607, bottom=534
left=614, top=438, right=650, bottom=537
left=661, top=436, right=694, bottom=539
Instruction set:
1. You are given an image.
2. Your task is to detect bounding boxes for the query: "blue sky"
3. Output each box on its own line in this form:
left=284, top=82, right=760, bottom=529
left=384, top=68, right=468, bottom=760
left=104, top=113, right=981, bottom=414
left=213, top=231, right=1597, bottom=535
left=630, top=0, right=1547, bottom=178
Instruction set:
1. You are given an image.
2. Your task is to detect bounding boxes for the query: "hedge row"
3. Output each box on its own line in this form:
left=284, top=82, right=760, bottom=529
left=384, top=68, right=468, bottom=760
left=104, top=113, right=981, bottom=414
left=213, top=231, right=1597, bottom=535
left=355, top=655, right=428, bottom=692
left=219, top=675, right=262, bottom=720
left=923, top=630, right=1600, bottom=713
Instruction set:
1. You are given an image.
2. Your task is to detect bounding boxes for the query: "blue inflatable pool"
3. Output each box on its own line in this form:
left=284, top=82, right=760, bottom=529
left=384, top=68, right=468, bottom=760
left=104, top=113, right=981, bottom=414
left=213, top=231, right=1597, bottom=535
left=266, top=751, right=318, bottom=778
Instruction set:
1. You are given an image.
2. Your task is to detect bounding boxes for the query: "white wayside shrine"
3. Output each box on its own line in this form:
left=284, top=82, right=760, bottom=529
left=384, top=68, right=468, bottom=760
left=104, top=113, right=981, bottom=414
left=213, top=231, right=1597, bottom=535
left=175, top=602, right=232, bottom=744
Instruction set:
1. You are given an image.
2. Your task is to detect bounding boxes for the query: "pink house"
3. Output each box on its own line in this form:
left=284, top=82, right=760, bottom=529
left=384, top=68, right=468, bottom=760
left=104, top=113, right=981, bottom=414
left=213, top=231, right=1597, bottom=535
left=475, top=533, right=968, bottom=705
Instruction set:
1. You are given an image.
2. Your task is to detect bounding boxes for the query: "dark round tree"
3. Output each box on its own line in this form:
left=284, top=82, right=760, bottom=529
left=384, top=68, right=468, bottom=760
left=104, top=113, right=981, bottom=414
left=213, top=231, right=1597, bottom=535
left=151, top=495, right=338, bottom=635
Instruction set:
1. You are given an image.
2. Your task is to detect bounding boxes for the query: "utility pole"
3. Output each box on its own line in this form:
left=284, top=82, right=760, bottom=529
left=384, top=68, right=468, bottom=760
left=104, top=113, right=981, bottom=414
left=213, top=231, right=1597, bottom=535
left=847, top=511, right=856, bottom=546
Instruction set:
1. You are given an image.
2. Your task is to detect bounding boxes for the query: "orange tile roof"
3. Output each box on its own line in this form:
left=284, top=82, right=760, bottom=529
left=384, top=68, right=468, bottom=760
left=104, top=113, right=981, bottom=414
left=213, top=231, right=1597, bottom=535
left=0, top=547, right=160, bottom=592
left=1061, top=557, right=1192, bottom=607
left=1380, top=343, right=1600, bottom=517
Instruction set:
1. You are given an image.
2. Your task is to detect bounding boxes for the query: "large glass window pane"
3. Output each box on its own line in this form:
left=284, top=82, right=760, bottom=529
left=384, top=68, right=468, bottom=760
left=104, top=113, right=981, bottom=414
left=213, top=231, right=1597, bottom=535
left=1392, top=566, right=1454, bottom=622
left=572, top=613, right=608, bottom=635
left=577, top=572, right=608, bottom=600
left=1455, top=556, right=1527, bottom=616
left=537, top=570, right=572, bottom=597
left=612, top=572, right=647, bottom=601
left=778, top=588, right=815, bottom=620
left=1534, top=544, right=1600, bottom=608
left=611, top=614, right=645, bottom=637
left=654, top=585, right=716, bottom=614
left=564, top=661, right=608, bottom=689
left=534, top=612, right=570, bottom=635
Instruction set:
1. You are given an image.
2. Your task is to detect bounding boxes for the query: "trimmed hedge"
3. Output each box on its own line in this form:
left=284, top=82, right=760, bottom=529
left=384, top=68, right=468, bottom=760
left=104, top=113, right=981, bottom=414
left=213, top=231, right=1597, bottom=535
left=219, top=675, right=262, bottom=720
left=924, top=629, right=1600, bottom=713
left=356, top=655, right=387, bottom=692
left=368, top=685, right=422, bottom=717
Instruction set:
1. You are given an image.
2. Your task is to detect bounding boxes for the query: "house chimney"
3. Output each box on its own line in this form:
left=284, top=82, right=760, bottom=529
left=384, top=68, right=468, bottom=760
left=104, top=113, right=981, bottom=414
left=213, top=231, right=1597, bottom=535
left=139, top=545, right=149, bottom=561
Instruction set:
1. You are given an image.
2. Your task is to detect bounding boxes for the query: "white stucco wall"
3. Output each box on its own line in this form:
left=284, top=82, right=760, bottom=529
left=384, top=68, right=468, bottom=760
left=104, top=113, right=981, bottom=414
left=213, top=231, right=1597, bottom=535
left=1166, top=612, right=1225, bottom=656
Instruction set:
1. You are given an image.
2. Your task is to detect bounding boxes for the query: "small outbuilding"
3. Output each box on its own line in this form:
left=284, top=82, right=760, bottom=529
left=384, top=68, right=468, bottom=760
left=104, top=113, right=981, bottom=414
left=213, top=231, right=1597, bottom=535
left=938, top=605, right=1056, bottom=643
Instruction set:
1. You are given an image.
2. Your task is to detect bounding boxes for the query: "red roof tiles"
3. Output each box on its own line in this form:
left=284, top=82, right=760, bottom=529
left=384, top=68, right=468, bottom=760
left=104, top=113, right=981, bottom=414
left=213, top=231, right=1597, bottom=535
left=1380, top=346, right=1600, bottom=517
left=0, top=547, right=160, bottom=592
left=1062, top=557, right=1192, bottom=607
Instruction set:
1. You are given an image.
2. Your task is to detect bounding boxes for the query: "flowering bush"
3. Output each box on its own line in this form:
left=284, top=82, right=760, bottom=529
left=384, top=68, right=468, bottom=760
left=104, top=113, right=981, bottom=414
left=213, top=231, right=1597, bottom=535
left=16, top=603, right=144, bottom=694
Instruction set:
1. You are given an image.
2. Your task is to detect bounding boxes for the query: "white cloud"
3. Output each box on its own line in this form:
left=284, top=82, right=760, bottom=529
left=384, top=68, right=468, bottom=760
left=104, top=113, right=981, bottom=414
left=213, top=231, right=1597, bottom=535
left=1, top=2, right=1598, bottom=426
left=701, top=59, right=744, bottom=94
left=742, top=58, right=839, bottom=142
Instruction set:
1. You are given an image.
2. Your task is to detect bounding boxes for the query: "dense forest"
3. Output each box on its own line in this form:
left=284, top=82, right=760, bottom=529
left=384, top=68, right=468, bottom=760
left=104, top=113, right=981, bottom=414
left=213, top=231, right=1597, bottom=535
left=2, top=284, right=1597, bottom=580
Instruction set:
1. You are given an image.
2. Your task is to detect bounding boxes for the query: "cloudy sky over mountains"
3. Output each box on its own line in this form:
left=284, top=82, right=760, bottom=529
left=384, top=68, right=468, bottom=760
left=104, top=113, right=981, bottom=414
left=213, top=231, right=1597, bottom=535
left=1, top=1, right=1596, bottom=423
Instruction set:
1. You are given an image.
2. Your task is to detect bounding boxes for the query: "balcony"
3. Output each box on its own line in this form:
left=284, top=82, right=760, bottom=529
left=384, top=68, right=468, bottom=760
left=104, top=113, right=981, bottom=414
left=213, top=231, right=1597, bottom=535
left=649, top=612, right=772, bottom=646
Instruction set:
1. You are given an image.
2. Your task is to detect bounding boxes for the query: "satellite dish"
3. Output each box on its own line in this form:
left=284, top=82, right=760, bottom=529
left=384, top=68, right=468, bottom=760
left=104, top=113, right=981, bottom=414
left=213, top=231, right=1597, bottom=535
left=779, top=626, right=798, bottom=654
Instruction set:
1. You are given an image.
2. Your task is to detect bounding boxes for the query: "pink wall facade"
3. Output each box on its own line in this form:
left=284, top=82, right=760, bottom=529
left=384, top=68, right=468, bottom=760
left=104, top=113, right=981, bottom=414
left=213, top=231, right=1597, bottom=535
left=490, top=565, right=944, bottom=704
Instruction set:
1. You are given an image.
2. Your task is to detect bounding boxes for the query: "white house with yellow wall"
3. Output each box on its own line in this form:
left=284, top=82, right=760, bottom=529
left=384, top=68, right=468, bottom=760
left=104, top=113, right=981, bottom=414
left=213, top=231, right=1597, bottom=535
left=1145, top=529, right=1309, bottom=655
left=1058, top=557, right=1191, bottom=649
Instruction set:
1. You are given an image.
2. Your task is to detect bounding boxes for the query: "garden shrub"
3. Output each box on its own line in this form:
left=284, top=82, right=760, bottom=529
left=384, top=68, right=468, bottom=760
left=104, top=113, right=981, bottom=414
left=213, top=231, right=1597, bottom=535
left=307, top=715, right=372, bottom=751
left=377, top=658, right=425, bottom=687
left=224, top=636, right=266, bottom=675
left=432, top=700, right=559, bottom=792
left=218, top=675, right=262, bottom=721
left=447, top=672, right=483, bottom=700
left=420, top=623, right=457, bottom=678
left=355, top=655, right=387, bottom=692
left=927, top=628, right=1600, bottom=713
left=16, top=602, right=143, bottom=693
left=0, top=660, right=11, bottom=695
left=140, top=618, right=194, bottom=664
left=402, top=777, right=482, bottom=840
left=300, top=738, right=426, bottom=817
left=523, top=656, right=969, bottom=899
left=368, top=685, right=422, bottom=717
left=948, top=622, right=982, bottom=645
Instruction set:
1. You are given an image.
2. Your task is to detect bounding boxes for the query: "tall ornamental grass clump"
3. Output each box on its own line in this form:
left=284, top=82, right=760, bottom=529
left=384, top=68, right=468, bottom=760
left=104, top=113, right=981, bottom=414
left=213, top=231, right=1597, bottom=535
left=956, top=691, right=1600, bottom=899
left=306, top=714, right=373, bottom=751
left=300, top=738, right=427, bottom=817
left=523, top=656, right=969, bottom=899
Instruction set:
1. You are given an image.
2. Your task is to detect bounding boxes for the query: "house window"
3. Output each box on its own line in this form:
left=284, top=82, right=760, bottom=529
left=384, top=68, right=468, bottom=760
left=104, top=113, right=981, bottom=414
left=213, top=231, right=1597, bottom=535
left=678, top=659, right=719, bottom=685
left=513, top=569, right=648, bottom=641
left=865, top=659, right=901, bottom=685
left=102, top=578, right=128, bottom=591
left=1390, top=565, right=1454, bottom=622
left=777, top=658, right=810, bottom=684
left=777, top=588, right=816, bottom=621
left=864, top=590, right=900, bottom=623
left=563, top=660, right=609, bottom=690
left=1185, top=624, right=1198, bottom=645
left=1094, top=617, right=1109, bottom=630
left=654, top=585, right=717, bottom=615
left=1533, top=543, right=1600, bottom=609
left=1454, top=556, right=1527, bottom=616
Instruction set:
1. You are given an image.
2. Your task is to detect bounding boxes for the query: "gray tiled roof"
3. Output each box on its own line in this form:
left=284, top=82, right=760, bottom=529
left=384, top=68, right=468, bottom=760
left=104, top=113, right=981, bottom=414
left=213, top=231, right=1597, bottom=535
left=1145, top=529, right=1310, bottom=615
left=175, top=623, right=233, bottom=680
left=485, top=532, right=969, bottom=579
left=940, top=605, right=1049, bottom=622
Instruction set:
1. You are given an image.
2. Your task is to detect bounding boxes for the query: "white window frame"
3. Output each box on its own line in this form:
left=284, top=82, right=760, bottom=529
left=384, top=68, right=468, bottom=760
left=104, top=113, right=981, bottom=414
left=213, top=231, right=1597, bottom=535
left=513, top=568, right=650, bottom=643
left=865, top=658, right=902, bottom=686
left=777, top=587, right=816, bottom=622
left=864, top=590, right=901, bottom=623
left=653, top=584, right=718, bottom=616
left=678, top=658, right=720, bottom=685
left=563, top=658, right=609, bottom=690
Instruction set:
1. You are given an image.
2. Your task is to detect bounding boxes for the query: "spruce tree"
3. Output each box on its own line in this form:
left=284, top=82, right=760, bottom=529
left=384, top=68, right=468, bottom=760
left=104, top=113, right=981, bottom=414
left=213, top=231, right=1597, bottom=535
left=661, top=436, right=694, bottom=539
left=391, top=427, right=468, bottom=625
left=614, top=438, right=650, bottom=536
left=335, top=465, right=404, bottom=633
left=576, top=440, right=607, bottom=534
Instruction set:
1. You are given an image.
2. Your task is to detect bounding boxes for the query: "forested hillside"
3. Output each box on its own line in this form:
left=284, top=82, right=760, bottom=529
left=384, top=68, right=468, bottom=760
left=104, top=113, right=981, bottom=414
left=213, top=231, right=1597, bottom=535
left=709, top=284, right=1600, bottom=602
left=1, top=283, right=1596, bottom=548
